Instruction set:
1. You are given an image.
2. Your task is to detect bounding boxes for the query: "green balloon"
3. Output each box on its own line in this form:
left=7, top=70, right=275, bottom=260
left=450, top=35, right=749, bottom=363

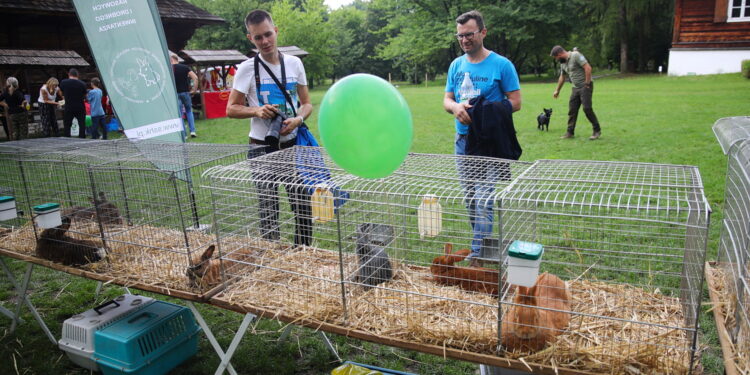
left=318, top=74, right=413, bottom=179
left=85, top=115, right=92, bottom=128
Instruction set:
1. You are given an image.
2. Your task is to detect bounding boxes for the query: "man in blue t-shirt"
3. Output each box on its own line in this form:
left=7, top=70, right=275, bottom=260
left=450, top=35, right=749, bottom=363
left=443, top=10, right=522, bottom=266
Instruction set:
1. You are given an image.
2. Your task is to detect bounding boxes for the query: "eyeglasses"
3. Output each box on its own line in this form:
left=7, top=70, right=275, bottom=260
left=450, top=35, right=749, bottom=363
left=455, top=30, right=481, bottom=40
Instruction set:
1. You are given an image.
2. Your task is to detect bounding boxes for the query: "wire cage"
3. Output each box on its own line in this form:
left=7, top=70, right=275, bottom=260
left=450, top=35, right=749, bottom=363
left=499, top=159, right=709, bottom=373
left=0, top=138, right=103, bottom=250
left=206, top=147, right=710, bottom=374
left=83, top=141, right=249, bottom=294
left=713, top=118, right=750, bottom=372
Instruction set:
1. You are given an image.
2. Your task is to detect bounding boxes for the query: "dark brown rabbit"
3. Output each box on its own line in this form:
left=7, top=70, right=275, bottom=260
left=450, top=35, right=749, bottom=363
left=501, top=272, right=571, bottom=352
left=35, top=216, right=107, bottom=266
left=430, top=243, right=500, bottom=296
left=62, top=192, right=122, bottom=226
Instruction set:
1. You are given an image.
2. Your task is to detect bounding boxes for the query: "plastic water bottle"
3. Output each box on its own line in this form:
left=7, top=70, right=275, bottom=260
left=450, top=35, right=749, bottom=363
left=311, top=184, right=334, bottom=223
left=417, top=194, right=442, bottom=239
left=458, top=72, right=478, bottom=103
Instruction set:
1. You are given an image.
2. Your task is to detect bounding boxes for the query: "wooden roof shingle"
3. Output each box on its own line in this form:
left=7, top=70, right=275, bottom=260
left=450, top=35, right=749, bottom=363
left=180, top=50, right=248, bottom=65
left=0, top=49, right=89, bottom=66
left=0, top=0, right=224, bottom=23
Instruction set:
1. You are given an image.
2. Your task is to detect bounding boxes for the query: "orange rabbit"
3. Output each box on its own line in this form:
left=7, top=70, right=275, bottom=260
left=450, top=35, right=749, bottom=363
left=501, top=272, right=571, bottom=352
left=186, top=245, right=222, bottom=288
left=430, top=243, right=500, bottom=296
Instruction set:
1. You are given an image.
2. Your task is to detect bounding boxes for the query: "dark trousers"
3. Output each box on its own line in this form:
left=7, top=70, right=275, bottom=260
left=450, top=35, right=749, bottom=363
left=90, top=115, right=107, bottom=139
left=567, top=82, right=600, bottom=134
left=63, top=108, right=86, bottom=138
left=248, top=140, right=313, bottom=246
left=40, top=103, right=59, bottom=137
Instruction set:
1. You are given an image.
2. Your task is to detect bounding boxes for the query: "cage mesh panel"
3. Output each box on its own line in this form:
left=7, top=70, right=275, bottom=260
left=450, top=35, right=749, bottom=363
left=718, top=140, right=750, bottom=353
left=499, top=159, right=708, bottom=370
left=713, top=116, right=750, bottom=155
left=0, top=138, right=102, bottom=244
left=206, top=147, right=532, bottom=349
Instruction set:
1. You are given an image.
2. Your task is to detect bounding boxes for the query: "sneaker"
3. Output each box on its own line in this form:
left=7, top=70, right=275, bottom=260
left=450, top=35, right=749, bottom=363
left=560, top=132, right=574, bottom=139
left=190, top=132, right=197, bottom=138
left=589, top=130, right=601, bottom=140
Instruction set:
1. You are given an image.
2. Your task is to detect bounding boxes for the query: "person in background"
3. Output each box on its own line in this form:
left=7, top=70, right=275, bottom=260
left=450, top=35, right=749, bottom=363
left=171, top=54, right=199, bottom=138
left=443, top=10, right=522, bottom=267
left=38, top=77, right=62, bottom=137
left=0, top=77, right=29, bottom=140
left=59, top=68, right=88, bottom=138
left=87, top=77, right=107, bottom=140
left=551, top=45, right=602, bottom=140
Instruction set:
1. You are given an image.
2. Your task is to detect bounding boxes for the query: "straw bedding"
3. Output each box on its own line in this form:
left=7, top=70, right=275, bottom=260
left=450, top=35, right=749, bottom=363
left=708, top=265, right=750, bottom=375
left=216, top=246, right=695, bottom=374
left=0, top=222, right=277, bottom=294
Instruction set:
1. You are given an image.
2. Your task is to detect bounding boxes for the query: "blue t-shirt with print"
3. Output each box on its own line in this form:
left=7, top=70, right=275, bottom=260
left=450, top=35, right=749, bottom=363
left=86, top=88, right=104, bottom=117
left=445, top=51, right=520, bottom=134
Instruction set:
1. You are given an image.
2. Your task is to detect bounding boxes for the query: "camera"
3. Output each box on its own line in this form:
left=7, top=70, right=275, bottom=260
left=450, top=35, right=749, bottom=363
left=265, top=110, right=288, bottom=147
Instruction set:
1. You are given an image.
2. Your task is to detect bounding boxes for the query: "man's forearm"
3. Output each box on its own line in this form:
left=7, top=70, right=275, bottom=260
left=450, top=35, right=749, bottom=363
left=443, top=98, right=457, bottom=114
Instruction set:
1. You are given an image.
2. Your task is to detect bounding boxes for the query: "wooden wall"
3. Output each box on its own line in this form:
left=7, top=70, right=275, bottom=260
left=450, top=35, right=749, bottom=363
left=673, top=0, right=750, bottom=48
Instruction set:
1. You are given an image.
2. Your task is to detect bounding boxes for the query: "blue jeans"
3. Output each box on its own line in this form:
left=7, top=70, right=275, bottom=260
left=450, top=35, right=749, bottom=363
left=90, top=115, right=107, bottom=139
left=455, top=133, right=499, bottom=257
left=177, top=92, right=195, bottom=133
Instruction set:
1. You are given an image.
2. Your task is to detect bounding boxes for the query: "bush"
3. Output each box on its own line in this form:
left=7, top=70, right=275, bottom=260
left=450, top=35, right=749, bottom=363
left=743, top=59, right=750, bottom=79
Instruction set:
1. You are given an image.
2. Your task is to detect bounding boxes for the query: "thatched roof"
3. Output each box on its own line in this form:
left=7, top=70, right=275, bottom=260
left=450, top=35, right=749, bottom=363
left=180, top=50, right=248, bottom=65
left=0, top=49, right=89, bottom=67
left=251, top=46, right=309, bottom=58
left=0, top=0, right=224, bottom=24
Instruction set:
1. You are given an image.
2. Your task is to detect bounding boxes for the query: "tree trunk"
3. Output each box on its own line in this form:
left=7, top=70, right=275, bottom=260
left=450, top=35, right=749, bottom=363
left=638, top=23, right=646, bottom=72
left=619, top=3, right=628, bottom=73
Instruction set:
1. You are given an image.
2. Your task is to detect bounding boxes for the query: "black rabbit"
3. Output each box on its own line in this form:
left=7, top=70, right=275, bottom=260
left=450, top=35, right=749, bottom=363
left=35, top=216, right=107, bottom=266
left=537, top=108, right=552, bottom=131
left=353, top=223, right=394, bottom=288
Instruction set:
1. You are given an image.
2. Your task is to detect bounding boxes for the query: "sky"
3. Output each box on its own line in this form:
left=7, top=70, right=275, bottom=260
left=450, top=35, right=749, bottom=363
left=325, top=0, right=354, bottom=10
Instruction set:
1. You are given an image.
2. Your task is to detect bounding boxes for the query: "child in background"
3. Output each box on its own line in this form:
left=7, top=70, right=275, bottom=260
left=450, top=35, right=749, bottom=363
left=87, top=77, right=107, bottom=140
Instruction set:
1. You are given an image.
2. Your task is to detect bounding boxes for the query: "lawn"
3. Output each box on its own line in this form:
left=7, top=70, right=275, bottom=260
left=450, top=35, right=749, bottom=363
left=1, top=72, right=747, bottom=374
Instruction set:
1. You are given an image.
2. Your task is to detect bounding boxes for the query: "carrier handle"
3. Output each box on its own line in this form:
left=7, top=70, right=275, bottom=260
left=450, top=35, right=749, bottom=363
left=94, top=299, right=121, bottom=315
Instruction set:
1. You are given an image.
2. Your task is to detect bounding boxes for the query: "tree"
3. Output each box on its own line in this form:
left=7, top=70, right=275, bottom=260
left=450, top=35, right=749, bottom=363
left=271, top=0, right=334, bottom=88
left=186, top=0, right=271, bottom=54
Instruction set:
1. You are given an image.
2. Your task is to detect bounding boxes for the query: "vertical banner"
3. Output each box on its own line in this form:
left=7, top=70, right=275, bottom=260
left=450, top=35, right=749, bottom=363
left=73, top=0, right=184, bottom=143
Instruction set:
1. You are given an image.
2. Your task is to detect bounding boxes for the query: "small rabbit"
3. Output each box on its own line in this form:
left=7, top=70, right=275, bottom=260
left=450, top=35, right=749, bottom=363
left=62, top=192, right=123, bottom=226
left=35, top=216, right=107, bottom=266
left=501, top=272, right=571, bottom=352
left=352, top=223, right=393, bottom=288
left=186, top=245, right=222, bottom=288
left=430, top=243, right=500, bottom=295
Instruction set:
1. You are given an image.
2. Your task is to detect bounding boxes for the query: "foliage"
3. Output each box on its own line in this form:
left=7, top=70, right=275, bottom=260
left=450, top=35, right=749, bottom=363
left=271, top=0, right=334, bottom=88
left=185, top=0, right=271, bottom=54
left=743, top=59, right=750, bottom=78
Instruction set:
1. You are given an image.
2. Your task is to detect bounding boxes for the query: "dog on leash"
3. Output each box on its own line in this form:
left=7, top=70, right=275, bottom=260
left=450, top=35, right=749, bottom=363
left=537, top=108, right=552, bottom=131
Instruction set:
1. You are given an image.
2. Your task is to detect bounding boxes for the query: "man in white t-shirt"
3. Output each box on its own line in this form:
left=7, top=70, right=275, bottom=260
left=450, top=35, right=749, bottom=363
left=227, top=9, right=313, bottom=246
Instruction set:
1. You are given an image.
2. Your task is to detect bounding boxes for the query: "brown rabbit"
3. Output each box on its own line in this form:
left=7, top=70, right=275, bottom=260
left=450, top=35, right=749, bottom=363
left=35, top=216, right=108, bottom=266
left=62, top=192, right=123, bottom=226
left=430, top=243, right=500, bottom=295
left=186, top=245, right=221, bottom=288
left=501, top=272, right=571, bottom=352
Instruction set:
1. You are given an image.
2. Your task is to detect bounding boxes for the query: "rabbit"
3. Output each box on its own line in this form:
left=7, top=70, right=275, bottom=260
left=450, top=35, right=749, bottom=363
left=35, top=216, right=107, bottom=266
left=62, top=192, right=123, bottom=226
left=352, top=223, right=393, bottom=288
left=186, top=244, right=222, bottom=288
left=430, top=243, right=500, bottom=296
left=501, top=272, right=571, bottom=352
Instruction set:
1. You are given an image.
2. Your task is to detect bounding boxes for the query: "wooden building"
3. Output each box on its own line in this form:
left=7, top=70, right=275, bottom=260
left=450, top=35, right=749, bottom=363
left=670, top=0, right=750, bottom=75
left=0, top=0, right=223, bottom=99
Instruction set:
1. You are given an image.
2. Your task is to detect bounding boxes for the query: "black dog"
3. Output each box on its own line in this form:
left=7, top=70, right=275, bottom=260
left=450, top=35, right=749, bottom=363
left=537, top=108, right=552, bottom=131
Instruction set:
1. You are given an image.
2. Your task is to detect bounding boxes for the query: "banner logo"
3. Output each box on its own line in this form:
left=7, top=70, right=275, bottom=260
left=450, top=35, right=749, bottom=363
left=110, top=47, right=168, bottom=104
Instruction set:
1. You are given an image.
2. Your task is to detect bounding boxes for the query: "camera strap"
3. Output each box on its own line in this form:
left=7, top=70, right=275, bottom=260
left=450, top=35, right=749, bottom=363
left=254, top=52, right=298, bottom=117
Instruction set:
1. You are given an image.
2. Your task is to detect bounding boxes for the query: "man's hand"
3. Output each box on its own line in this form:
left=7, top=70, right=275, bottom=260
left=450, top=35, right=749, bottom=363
left=280, top=115, right=304, bottom=135
left=452, top=102, right=472, bottom=125
left=553, top=90, right=559, bottom=99
left=254, top=104, right=279, bottom=120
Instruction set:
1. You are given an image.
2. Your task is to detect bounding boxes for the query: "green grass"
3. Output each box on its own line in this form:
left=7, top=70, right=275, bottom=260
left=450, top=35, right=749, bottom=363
left=3, top=73, right=748, bottom=374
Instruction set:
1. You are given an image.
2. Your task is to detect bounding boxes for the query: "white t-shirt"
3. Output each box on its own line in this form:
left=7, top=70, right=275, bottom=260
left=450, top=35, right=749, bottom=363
left=38, top=85, right=58, bottom=103
left=232, top=54, right=307, bottom=142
